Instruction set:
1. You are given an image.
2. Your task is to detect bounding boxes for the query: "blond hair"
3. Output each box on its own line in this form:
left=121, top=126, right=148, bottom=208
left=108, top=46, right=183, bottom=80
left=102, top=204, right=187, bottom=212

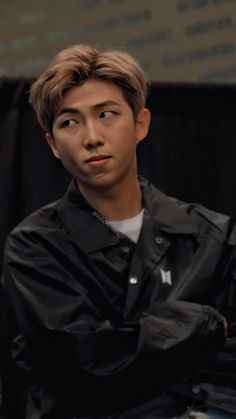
left=29, top=44, right=149, bottom=133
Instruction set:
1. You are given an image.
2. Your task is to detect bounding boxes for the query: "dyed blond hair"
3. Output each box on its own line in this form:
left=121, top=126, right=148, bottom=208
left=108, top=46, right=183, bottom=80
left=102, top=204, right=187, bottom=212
left=29, top=44, right=149, bottom=133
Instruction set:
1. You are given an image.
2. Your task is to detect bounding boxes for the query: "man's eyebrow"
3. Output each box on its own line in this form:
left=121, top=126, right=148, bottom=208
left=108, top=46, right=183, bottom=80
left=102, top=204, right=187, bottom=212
left=57, top=100, right=120, bottom=118
left=94, top=100, right=120, bottom=108
left=57, top=108, right=80, bottom=118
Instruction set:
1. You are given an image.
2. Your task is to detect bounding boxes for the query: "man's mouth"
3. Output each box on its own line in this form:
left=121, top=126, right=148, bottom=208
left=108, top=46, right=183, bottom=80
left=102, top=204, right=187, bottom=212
left=85, top=155, right=111, bottom=168
left=85, top=155, right=111, bottom=163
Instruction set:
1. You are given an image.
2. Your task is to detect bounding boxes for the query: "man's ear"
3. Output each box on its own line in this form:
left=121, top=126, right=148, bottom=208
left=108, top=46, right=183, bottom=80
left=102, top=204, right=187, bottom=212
left=45, top=133, right=60, bottom=159
left=135, top=108, right=151, bottom=144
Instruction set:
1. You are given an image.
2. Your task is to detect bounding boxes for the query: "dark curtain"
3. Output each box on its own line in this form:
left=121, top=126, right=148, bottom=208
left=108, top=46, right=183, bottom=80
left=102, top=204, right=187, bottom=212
left=139, top=83, right=236, bottom=217
left=0, top=78, right=236, bottom=418
left=0, top=78, right=71, bottom=275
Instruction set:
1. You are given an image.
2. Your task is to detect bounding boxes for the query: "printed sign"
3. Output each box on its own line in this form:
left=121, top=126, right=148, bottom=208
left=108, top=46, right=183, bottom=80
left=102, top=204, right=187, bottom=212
left=0, top=0, right=236, bottom=83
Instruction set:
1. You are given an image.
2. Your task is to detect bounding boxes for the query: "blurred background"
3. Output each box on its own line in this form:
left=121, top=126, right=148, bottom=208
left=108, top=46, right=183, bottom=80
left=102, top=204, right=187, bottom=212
left=0, top=0, right=236, bottom=83
left=1, top=1, right=236, bottom=418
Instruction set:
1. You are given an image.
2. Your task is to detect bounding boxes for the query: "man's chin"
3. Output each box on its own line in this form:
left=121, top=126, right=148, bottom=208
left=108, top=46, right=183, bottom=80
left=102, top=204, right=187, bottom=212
left=76, top=175, right=115, bottom=191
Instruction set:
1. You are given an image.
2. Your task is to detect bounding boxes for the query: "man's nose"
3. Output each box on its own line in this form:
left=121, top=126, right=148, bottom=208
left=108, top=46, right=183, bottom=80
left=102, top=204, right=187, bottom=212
left=83, top=121, right=104, bottom=149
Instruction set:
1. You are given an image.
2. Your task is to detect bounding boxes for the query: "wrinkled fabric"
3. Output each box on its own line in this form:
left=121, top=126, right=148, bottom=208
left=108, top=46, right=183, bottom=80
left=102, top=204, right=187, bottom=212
left=2, top=177, right=236, bottom=418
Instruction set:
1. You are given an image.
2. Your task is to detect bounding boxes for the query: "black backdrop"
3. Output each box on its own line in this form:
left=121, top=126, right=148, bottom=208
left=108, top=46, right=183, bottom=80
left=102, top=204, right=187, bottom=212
left=1, top=78, right=236, bottom=417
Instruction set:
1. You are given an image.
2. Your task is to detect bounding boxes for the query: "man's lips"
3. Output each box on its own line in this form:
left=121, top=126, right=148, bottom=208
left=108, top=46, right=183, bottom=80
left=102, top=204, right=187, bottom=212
left=85, top=155, right=112, bottom=168
left=85, top=155, right=111, bottom=163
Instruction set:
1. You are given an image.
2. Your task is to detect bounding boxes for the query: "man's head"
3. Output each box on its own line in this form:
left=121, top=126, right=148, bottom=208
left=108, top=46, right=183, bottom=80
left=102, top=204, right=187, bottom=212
left=29, top=44, right=151, bottom=195
left=29, top=44, right=149, bottom=133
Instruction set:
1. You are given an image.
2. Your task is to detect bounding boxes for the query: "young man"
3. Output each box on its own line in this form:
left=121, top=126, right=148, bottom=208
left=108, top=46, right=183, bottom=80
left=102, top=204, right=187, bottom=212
left=2, top=44, right=236, bottom=418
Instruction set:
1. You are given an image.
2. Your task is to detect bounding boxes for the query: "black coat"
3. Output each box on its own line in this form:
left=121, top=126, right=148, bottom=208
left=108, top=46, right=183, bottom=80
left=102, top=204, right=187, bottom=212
left=2, top=177, right=236, bottom=418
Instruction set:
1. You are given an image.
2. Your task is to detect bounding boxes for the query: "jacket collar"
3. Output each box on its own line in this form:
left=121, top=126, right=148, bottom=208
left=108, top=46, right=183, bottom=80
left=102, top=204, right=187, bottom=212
left=140, top=177, right=197, bottom=235
left=56, top=177, right=197, bottom=253
left=57, top=179, right=121, bottom=253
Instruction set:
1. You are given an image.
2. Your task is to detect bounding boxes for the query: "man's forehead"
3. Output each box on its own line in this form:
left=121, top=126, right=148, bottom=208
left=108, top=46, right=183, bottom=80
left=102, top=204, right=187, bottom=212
left=57, top=81, right=126, bottom=113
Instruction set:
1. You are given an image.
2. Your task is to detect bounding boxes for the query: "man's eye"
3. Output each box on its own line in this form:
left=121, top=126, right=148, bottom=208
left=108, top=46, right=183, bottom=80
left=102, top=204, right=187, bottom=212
left=61, top=119, right=78, bottom=127
left=100, top=111, right=114, bottom=119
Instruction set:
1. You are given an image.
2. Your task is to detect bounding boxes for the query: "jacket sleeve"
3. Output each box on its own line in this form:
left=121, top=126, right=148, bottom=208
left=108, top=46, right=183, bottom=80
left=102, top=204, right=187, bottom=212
left=0, top=279, right=27, bottom=419
left=63, top=300, right=226, bottom=378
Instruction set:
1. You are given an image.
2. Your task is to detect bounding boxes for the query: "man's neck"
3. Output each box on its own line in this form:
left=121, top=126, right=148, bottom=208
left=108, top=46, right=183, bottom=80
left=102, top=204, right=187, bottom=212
left=77, top=177, right=143, bottom=221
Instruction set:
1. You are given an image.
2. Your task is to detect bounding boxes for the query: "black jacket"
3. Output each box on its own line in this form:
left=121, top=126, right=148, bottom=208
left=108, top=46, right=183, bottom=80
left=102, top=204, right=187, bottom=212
left=2, top=177, right=236, bottom=418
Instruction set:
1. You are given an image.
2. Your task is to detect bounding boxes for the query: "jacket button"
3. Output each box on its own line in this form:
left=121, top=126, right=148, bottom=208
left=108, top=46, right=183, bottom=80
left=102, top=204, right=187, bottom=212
left=129, top=277, right=138, bottom=284
left=192, top=385, right=201, bottom=394
left=155, top=236, right=163, bottom=245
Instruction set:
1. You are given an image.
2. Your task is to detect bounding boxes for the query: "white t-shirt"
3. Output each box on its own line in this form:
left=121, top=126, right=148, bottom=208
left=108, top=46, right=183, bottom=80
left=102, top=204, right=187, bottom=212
left=107, top=209, right=144, bottom=243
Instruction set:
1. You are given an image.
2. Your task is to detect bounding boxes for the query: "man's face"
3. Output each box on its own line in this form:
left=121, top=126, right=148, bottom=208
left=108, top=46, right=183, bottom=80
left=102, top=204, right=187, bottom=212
left=46, top=79, right=150, bottom=192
